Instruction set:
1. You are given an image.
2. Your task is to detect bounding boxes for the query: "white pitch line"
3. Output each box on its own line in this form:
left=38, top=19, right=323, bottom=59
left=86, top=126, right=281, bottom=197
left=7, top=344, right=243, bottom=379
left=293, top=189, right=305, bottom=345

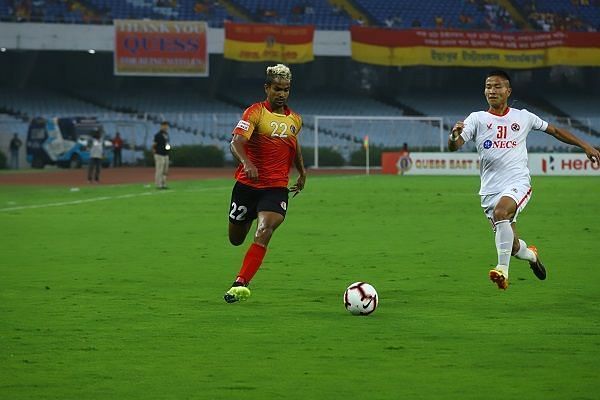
left=0, top=191, right=161, bottom=212
left=0, top=185, right=232, bottom=212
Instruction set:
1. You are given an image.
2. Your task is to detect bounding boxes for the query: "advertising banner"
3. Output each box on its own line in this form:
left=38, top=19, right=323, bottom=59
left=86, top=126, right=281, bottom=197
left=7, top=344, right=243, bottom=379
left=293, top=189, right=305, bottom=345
left=384, top=152, right=600, bottom=176
left=400, top=152, right=481, bottom=175
left=351, top=27, right=600, bottom=68
left=114, top=19, right=208, bottom=77
left=224, top=22, right=315, bottom=63
left=529, top=153, right=600, bottom=176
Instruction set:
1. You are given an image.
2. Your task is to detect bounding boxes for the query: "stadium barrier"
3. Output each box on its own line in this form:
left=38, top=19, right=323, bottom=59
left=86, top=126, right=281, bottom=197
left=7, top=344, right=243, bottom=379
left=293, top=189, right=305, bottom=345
left=383, top=152, right=600, bottom=176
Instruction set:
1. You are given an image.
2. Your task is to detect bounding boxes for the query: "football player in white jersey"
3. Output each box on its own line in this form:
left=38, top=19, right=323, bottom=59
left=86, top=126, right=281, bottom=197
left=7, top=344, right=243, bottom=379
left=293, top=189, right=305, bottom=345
left=449, top=70, right=600, bottom=290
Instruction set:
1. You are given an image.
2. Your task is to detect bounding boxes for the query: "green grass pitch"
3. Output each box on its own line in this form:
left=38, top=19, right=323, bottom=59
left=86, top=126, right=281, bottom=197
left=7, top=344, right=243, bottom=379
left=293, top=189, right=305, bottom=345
left=1, top=175, right=599, bottom=399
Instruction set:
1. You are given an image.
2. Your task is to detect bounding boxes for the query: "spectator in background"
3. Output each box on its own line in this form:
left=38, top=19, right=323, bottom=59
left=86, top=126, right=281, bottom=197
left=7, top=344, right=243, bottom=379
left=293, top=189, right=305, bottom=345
left=395, top=142, right=411, bottom=175
left=112, top=131, right=123, bottom=167
left=291, top=3, right=305, bottom=15
left=87, top=129, right=103, bottom=183
left=153, top=121, right=170, bottom=190
left=385, top=15, right=395, bottom=27
left=435, top=15, right=444, bottom=28
left=9, top=133, right=22, bottom=169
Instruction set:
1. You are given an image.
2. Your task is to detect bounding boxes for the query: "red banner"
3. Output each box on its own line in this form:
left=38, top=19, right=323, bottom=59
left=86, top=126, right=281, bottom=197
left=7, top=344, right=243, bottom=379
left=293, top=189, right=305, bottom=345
left=351, top=27, right=600, bottom=68
left=224, top=22, right=315, bottom=63
left=114, top=20, right=208, bottom=77
left=351, top=27, right=597, bottom=49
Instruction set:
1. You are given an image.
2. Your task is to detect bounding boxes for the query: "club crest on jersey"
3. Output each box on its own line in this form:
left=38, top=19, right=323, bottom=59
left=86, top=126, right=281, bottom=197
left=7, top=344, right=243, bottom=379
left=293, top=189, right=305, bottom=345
left=280, top=201, right=287, bottom=211
left=511, top=123, right=520, bottom=132
left=236, top=120, right=250, bottom=131
left=290, top=125, right=296, bottom=134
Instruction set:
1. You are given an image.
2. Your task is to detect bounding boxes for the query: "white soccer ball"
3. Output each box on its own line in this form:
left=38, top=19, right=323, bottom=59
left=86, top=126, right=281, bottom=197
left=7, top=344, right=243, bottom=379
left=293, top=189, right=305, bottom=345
left=344, top=282, right=378, bottom=316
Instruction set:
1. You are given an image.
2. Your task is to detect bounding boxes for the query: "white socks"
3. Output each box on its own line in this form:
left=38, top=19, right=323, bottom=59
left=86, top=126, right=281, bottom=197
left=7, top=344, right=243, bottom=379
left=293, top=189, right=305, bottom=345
left=514, top=239, right=536, bottom=262
left=494, top=220, right=513, bottom=275
left=494, top=222, right=537, bottom=277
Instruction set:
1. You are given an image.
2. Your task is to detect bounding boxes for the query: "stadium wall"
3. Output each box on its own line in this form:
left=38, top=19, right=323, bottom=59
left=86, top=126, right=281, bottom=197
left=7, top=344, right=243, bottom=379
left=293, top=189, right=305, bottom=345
left=0, top=22, right=351, bottom=56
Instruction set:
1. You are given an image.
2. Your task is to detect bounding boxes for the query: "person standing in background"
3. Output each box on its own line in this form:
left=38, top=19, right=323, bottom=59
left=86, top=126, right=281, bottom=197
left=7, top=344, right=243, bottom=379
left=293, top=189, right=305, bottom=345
left=9, top=133, right=22, bottom=169
left=87, top=129, right=103, bottom=183
left=153, top=121, right=170, bottom=190
left=112, top=132, right=123, bottom=167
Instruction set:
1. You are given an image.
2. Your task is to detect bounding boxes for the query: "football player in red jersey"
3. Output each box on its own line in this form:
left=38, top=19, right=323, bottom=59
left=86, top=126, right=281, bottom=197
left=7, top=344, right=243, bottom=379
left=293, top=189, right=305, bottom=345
left=224, top=64, right=307, bottom=303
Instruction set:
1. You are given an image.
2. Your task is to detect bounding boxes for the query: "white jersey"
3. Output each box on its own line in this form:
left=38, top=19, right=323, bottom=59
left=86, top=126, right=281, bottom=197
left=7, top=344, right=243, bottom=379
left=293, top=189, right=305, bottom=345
left=460, top=108, right=548, bottom=195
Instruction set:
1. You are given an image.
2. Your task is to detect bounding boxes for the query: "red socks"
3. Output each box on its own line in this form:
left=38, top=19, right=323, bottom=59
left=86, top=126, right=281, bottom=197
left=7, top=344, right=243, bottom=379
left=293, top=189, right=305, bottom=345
left=235, top=243, right=267, bottom=285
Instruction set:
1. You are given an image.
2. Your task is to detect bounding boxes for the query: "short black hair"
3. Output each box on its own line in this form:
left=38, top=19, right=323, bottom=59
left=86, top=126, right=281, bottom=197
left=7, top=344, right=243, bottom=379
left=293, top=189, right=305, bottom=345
left=486, top=70, right=511, bottom=87
left=160, top=121, right=169, bottom=126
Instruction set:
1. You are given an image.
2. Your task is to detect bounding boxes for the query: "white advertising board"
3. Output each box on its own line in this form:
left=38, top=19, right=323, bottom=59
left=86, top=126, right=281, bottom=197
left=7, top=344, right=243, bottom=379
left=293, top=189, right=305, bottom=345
left=402, top=153, right=599, bottom=176
left=528, top=153, right=600, bottom=176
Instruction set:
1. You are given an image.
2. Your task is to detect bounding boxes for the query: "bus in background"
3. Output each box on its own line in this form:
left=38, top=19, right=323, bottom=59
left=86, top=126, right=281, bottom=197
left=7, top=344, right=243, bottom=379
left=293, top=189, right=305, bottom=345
left=26, top=117, right=113, bottom=169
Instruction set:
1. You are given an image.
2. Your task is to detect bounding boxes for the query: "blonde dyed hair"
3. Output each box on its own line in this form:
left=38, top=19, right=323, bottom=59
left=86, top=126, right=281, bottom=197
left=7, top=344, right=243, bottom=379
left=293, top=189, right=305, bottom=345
left=266, top=64, right=292, bottom=83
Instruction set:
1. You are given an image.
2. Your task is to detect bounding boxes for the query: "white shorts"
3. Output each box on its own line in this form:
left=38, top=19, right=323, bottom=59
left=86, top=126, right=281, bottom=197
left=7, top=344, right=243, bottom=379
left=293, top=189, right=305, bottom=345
left=481, top=183, right=532, bottom=225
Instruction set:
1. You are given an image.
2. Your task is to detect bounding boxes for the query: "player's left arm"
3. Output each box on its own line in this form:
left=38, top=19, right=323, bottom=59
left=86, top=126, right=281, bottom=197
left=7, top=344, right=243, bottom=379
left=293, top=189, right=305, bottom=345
left=289, top=141, right=307, bottom=194
left=545, top=124, right=600, bottom=163
left=289, top=115, right=306, bottom=194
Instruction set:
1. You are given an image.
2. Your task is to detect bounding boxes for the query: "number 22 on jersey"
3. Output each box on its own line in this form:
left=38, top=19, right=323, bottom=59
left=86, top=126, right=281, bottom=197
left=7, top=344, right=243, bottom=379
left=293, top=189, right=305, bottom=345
left=270, top=121, right=288, bottom=138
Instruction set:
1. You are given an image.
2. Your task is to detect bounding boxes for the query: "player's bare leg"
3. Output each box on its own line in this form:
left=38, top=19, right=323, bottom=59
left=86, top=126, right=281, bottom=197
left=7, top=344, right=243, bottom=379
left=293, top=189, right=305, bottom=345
left=225, top=212, right=284, bottom=303
left=254, top=211, right=285, bottom=247
left=228, top=221, right=253, bottom=246
left=233, top=210, right=284, bottom=284
left=224, top=221, right=254, bottom=303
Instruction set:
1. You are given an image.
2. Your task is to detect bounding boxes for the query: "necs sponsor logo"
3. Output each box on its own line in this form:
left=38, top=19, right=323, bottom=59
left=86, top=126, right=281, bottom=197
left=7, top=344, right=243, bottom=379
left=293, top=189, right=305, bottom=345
left=483, top=139, right=518, bottom=149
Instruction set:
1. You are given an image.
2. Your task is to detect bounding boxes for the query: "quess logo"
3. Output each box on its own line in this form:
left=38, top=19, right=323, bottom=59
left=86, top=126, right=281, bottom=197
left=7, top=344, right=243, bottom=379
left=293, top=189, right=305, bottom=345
left=511, top=123, right=520, bottom=132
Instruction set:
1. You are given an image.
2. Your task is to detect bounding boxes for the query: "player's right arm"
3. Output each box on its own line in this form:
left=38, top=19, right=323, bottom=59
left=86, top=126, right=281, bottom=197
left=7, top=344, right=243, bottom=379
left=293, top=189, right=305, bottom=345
left=230, top=135, right=258, bottom=181
left=448, top=121, right=466, bottom=151
left=230, top=104, right=261, bottom=181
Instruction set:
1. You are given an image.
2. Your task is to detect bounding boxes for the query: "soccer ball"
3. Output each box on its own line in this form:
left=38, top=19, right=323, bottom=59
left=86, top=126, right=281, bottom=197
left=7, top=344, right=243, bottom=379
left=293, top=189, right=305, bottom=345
left=344, top=282, right=378, bottom=316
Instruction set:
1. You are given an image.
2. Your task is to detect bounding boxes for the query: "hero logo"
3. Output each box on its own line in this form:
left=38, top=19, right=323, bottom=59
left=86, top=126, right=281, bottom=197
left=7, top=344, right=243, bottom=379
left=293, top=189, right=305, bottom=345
left=542, top=155, right=600, bottom=172
left=483, top=139, right=518, bottom=149
left=541, top=156, right=555, bottom=172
